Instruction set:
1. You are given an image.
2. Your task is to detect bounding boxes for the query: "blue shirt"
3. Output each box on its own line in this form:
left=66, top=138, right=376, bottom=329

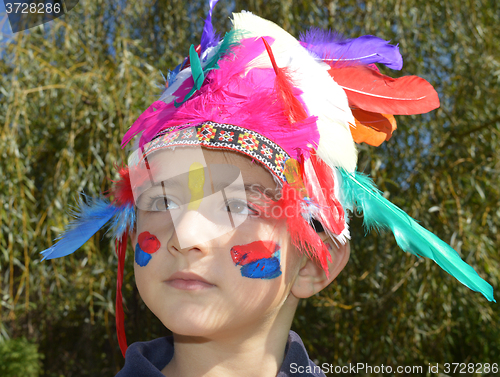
left=115, top=330, right=326, bottom=376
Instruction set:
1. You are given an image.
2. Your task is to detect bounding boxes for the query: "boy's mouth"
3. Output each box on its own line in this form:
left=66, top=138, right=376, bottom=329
left=165, top=271, right=215, bottom=290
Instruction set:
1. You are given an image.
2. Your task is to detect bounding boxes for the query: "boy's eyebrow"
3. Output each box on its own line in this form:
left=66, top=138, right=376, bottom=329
left=144, top=177, right=275, bottom=198
left=153, top=177, right=184, bottom=188
left=138, top=175, right=186, bottom=192
left=219, top=182, right=264, bottom=192
left=221, top=183, right=277, bottom=198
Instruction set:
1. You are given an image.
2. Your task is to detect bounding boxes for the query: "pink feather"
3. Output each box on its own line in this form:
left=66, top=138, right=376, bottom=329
left=129, top=37, right=320, bottom=160
left=122, top=101, right=177, bottom=148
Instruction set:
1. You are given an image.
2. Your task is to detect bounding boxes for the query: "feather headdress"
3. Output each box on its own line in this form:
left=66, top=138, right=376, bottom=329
left=41, top=0, right=494, bottom=358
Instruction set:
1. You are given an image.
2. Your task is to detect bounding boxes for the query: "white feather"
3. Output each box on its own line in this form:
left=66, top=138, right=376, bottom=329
left=159, top=67, right=193, bottom=104
left=232, top=12, right=358, bottom=172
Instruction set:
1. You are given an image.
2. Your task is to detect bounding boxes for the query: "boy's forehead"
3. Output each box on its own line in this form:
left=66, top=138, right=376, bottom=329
left=144, top=146, right=277, bottom=190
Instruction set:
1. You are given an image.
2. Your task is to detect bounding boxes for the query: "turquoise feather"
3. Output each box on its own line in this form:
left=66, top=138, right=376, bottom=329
left=190, top=44, right=205, bottom=90
left=339, top=169, right=495, bottom=302
left=203, top=29, right=240, bottom=73
left=174, top=45, right=205, bottom=107
left=175, top=30, right=240, bottom=107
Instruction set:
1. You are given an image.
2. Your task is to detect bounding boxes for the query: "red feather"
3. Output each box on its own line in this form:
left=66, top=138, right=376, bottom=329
left=329, top=66, right=440, bottom=115
left=350, top=108, right=397, bottom=146
left=115, top=234, right=128, bottom=358
left=254, top=184, right=331, bottom=275
left=304, top=154, right=346, bottom=236
left=262, top=38, right=309, bottom=124
left=109, top=165, right=134, bottom=206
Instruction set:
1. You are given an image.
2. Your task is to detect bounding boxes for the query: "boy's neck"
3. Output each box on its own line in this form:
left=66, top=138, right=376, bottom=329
left=161, top=308, right=295, bottom=377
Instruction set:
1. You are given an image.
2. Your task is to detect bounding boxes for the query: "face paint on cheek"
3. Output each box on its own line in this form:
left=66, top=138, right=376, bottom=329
left=135, top=231, right=161, bottom=267
left=138, top=231, right=161, bottom=253
left=230, top=241, right=282, bottom=279
left=135, top=243, right=152, bottom=267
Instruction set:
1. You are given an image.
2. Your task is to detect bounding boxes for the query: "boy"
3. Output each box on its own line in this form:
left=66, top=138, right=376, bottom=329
left=41, top=3, right=494, bottom=376
left=122, top=144, right=350, bottom=376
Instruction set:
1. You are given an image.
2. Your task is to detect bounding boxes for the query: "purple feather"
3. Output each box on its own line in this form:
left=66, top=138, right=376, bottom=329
left=299, top=28, right=403, bottom=70
left=200, top=0, right=221, bottom=54
left=41, top=196, right=120, bottom=260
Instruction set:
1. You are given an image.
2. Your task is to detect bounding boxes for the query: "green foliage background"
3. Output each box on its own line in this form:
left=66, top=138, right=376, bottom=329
left=0, top=337, right=43, bottom=377
left=1, top=0, right=499, bottom=375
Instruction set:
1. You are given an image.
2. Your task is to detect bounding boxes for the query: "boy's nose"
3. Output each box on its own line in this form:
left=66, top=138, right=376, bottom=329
left=168, top=209, right=232, bottom=252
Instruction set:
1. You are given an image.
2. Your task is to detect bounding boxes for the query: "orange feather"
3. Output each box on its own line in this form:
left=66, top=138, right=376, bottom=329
left=350, top=109, right=397, bottom=146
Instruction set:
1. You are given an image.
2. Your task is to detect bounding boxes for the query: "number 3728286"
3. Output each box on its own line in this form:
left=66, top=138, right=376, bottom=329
left=5, top=2, right=62, bottom=14
left=444, top=363, right=498, bottom=374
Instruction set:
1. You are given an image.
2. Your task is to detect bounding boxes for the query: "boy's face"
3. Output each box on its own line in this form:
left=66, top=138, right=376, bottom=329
left=131, top=147, right=305, bottom=338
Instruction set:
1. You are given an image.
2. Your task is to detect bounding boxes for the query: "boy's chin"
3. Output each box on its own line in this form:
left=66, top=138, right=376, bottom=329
left=158, top=314, right=259, bottom=341
left=165, top=323, right=230, bottom=340
left=159, top=315, right=232, bottom=339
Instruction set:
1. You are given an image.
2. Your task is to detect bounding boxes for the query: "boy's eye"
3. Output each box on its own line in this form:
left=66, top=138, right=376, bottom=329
left=149, top=197, right=180, bottom=211
left=225, top=200, right=257, bottom=215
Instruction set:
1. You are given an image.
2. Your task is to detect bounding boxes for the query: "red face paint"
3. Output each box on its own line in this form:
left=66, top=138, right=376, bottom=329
left=138, top=232, right=161, bottom=254
left=231, top=241, right=282, bottom=279
left=231, top=240, right=280, bottom=266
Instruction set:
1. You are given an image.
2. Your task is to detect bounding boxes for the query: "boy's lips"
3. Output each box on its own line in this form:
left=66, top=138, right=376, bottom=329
left=165, top=271, right=215, bottom=290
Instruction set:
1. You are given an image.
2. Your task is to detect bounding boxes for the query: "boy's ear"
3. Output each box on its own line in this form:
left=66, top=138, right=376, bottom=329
left=291, top=233, right=350, bottom=299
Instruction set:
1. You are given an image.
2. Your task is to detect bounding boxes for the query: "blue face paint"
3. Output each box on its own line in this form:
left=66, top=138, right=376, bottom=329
left=239, top=256, right=282, bottom=279
left=230, top=241, right=282, bottom=279
left=135, top=243, right=152, bottom=267
left=135, top=231, right=161, bottom=267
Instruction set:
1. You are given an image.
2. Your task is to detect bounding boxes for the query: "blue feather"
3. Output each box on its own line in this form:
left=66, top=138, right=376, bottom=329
left=167, top=58, right=187, bottom=88
left=108, top=204, right=136, bottom=240
left=41, top=197, right=120, bottom=260
left=339, top=169, right=495, bottom=302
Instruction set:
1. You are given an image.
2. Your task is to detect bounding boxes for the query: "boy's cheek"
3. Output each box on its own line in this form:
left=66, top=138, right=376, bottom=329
left=230, top=240, right=282, bottom=279
left=135, top=231, right=161, bottom=267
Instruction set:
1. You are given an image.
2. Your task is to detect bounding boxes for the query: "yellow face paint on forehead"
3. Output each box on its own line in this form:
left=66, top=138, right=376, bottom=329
left=188, top=162, right=205, bottom=210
